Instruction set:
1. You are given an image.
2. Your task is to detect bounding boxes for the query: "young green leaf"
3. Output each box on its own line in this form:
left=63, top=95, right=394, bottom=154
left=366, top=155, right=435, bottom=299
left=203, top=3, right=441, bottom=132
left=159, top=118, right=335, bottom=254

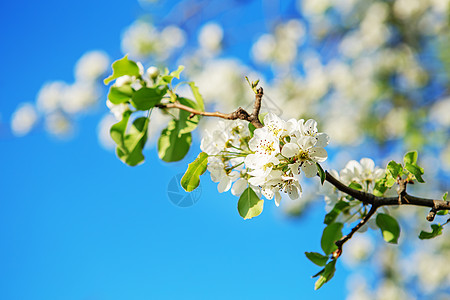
left=248, top=123, right=256, bottom=138
left=348, top=182, right=363, bottom=190
left=314, top=260, right=337, bottom=290
left=443, top=192, right=448, bottom=201
left=385, top=172, right=396, bottom=188
left=110, top=110, right=132, bottom=153
left=404, top=162, right=425, bottom=183
left=321, top=223, right=343, bottom=255
left=177, top=97, right=201, bottom=135
left=373, top=178, right=388, bottom=196
left=305, top=252, right=329, bottom=267
left=387, top=160, right=403, bottom=178
left=108, top=85, right=133, bottom=104
left=188, top=82, right=204, bottom=112
left=131, top=86, right=167, bottom=110
left=418, top=224, right=443, bottom=239
left=180, top=152, right=208, bottom=192
left=159, top=65, right=185, bottom=85
left=316, top=163, right=326, bottom=185
left=403, top=151, right=418, bottom=165
left=376, top=213, right=401, bottom=244
left=116, top=117, right=149, bottom=166
left=104, top=55, right=141, bottom=85
left=324, top=201, right=350, bottom=225
left=238, top=187, right=264, bottom=220
left=158, top=120, right=192, bottom=162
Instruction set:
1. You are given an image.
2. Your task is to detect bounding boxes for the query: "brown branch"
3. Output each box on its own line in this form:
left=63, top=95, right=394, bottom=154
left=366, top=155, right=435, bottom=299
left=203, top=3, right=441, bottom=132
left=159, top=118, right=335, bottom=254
left=324, top=171, right=450, bottom=212
left=324, top=170, right=450, bottom=257
left=333, top=205, right=379, bottom=258
left=156, top=87, right=264, bottom=129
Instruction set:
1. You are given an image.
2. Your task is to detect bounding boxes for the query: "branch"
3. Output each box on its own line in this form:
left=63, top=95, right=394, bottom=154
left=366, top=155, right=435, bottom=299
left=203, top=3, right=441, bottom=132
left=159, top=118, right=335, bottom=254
left=325, top=171, right=450, bottom=212
left=333, top=205, right=378, bottom=258
left=156, top=87, right=264, bottom=129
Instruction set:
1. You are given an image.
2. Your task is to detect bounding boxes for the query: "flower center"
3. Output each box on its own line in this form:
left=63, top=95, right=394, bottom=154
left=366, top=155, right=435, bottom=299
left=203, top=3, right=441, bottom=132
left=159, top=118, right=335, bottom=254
left=257, top=139, right=276, bottom=155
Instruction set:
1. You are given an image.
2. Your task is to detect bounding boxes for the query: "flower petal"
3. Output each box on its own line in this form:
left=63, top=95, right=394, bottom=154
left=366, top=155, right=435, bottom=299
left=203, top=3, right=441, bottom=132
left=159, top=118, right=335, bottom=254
left=281, top=143, right=299, bottom=157
left=217, top=176, right=232, bottom=193
left=315, top=133, right=330, bottom=148
left=274, top=191, right=282, bottom=207
left=309, top=147, right=328, bottom=163
left=231, top=178, right=248, bottom=196
left=301, top=160, right=318, bottom=178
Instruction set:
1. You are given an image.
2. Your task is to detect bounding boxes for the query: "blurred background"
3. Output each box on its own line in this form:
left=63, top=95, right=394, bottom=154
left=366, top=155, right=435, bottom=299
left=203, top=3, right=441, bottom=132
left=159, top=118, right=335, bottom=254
left=2, top=0, right=450, bottom=299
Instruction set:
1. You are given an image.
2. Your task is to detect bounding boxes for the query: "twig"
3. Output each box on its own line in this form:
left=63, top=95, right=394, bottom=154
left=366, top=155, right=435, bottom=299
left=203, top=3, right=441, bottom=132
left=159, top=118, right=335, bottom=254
left=324, top=171, right=450, bottom=212
left=156, top=87, right=264, bottom=129
left=333, top=205, right=379, bottom=258
left=324, top=170, right=450, bottom=258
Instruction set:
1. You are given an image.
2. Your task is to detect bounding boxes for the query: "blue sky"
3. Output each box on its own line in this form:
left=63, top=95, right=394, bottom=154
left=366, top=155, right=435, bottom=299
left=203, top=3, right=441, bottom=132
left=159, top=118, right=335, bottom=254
left=0, top=1, right=349, bottom=299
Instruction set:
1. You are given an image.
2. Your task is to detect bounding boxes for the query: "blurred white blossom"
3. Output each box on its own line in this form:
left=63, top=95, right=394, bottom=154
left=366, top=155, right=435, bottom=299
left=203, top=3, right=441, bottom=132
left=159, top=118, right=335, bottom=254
left=198, top=22, right=223, bottom=54
left=11, top=103, right=38, bottom=136
left=74, top=50, right=110, bottom=82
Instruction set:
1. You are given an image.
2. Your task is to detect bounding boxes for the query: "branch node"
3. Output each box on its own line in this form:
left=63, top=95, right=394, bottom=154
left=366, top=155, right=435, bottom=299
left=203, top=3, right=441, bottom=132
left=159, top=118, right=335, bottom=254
left=427, top=208, right=437, bottom=222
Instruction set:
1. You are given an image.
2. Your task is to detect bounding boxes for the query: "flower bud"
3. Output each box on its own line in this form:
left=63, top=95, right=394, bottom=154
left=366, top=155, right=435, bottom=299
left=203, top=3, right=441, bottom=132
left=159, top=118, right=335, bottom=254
left=147, top=66, right=159, bottom=80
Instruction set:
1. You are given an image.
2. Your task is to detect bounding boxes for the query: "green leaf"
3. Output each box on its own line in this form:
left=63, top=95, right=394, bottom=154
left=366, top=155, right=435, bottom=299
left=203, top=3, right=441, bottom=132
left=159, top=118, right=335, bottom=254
left=108, top=85, right=133, bottom=104
left=158, top=120, right=192, bottom=162
left=131, top=87, right=167, bottom=110
left=188, top=82, right=204, bottom=112
left=321, top=223, right=343, bottom=255
left=404, top=151, right=418, bottom=165
left=116, top=117, right=149, bottom=166
left=443, top=192, right=448, bottom=201
left=376, top=213, right=401, bottom=244
left=419, top=224, right=443, bottom=239
left=110, top=110, right=132, bottom=153
left=348, top=182, right=363, bottom=190
left=314, top=260, right=337, bottom=290
left=180, top=152, right=208, bottom=192
left=305, top=252, right=329, bottom=267
left=373, top=178, right=388, bottom=196
left=104, top=55, right=140, bottom=85
left=160, top=65, right=184, bottom=85
left=238, top=187, right=264, bottom=220
left=404, top=162, right=425, bottom=183
left=316, top=163, right=326, bottom=185
left=387, top=160, right=403, bottom=178
left=324, top=201, right=350, bottom=225
left=437, top=210, right=448, bottom=216
left=177, top=97, right=201, bottom=135
left=248, top=123, right=256, bottom=138
left=385, top=172, right=396, bottom=188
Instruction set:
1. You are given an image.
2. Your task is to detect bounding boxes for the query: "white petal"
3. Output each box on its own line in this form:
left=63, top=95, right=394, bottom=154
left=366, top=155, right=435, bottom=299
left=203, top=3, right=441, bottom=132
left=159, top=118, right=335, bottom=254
left=315, top=133, right=330, bottom=148
left=301, top=161, right=318, bottom=178
left=373, top=168, right=385, bottom=180
left=274, top=191, right=282, bottom=207
left=281, top=143, right=299, bottom=157
left=309, top=147, right=328, bottom=163
left=262, top=187, right=274, bottom=200
left=285, top=119, right=299, bottom=135
left=289, top=162, right=301, bottom=175
left=217, top=176, right=232, bottom=193
left=297, top=136, right=316, bottom=150
left=231, top=178, right=248, bottom=196
left=303, top=119, right=318, bottom=135
left=360, top=158, right=375, bottom=172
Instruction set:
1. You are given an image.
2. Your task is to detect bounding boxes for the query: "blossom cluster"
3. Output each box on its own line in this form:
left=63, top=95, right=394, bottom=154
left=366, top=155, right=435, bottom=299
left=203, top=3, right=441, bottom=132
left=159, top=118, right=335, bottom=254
left=323, top=158, right=386, bottom=225
left=201, top=113, right=329, bottom=206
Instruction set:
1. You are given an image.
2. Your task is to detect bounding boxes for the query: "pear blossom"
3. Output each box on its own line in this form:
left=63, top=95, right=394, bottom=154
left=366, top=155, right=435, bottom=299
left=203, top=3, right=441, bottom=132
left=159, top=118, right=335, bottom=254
left=201, top=113, right=329, bottom=208
left=340, top=158, right=385, bottom=191
left=281, top=135, right=328, bottom=177
left=245, top=127, right=280, bottom=169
